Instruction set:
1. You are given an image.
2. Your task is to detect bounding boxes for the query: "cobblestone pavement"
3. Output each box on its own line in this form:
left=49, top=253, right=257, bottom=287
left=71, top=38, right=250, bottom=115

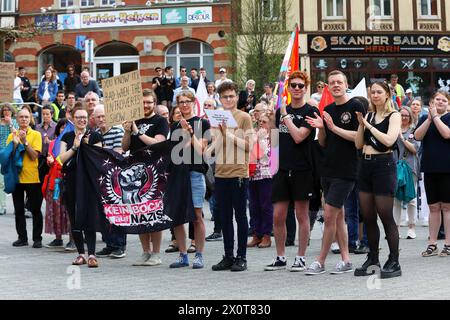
left=1, top=194, right=449, bottom=300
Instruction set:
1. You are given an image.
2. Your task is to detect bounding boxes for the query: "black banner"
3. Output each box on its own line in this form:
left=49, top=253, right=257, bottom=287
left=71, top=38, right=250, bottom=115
left=308, top=34, right=450, bottom=55
left=76, top=141, right=195, bottom=234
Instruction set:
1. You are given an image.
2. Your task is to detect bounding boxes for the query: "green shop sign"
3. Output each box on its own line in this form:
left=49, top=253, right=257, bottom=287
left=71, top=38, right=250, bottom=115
left=162, top=8, right=187, bottom=24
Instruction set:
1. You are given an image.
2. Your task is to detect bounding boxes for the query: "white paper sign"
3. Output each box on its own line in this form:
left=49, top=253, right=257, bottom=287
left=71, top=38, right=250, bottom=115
left=204, top=110, right=238, bottom=128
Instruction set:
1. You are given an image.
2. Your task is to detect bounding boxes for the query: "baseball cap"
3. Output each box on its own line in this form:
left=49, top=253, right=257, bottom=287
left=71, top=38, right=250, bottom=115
left=219, top=68, right=226, bottom=73
left=406, top=88, right=412, bottom=93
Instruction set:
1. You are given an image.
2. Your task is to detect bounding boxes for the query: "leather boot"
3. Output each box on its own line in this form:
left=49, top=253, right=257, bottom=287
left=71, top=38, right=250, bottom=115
left=247, top=235, right=261, bottom=247
left=380, top=253, right=402, bottom=279
left=257, top=235, right=272, bottom=248
left=354, top=251, right=381, bottom=276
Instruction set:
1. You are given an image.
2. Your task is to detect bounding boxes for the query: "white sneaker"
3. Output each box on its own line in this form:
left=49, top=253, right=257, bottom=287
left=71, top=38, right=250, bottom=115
left=406, top=228, right=416, bottom=239
left=331, top=242, right=340, bottom=254
left=144, top=253, right=162, bottom=266
left=419, top=219, right=429, bottom=227
left=132, top=252, right=151, bottom=266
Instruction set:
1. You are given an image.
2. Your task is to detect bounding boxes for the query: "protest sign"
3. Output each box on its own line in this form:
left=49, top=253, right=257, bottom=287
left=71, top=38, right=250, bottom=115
left=102, top=70, right=144, bottom=127
left=0, top=63, right=16, bottom=103
left=204, top=109, right=238, bottom=128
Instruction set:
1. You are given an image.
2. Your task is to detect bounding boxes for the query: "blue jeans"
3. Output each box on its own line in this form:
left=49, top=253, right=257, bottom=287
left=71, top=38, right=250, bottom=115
left=208, top=193, right=222, bottom=234
left=215, top=177, right=249, bottom=258
left=344, top=185, right=368, bottom=247
left=105, top=230, right=127, bottom=251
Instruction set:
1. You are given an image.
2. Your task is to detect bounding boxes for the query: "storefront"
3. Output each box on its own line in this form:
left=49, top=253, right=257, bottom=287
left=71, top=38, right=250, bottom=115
left=10, top=4, right=231, bottom=88
left=307, top=34, right=450, bottom=103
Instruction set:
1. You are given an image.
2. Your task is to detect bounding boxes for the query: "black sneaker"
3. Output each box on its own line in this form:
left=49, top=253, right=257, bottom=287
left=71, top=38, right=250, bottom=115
left=110, top=249, right=126, bottom=259
left=32, top=241, right=42, bottom=248
left=212, top=255, right=235, bottom=271
left=96, top=247, right=113, bottom=257
left=45, top=239, right=64, bottom=248
left=231, top=256, right=247, bottom=272
left=205, top=232, right=222, bottom=241
left=285, top=240, right=295, bottom=247
left=264, top=257, right=287, bottom=271
left=12, top=239, right=28, bottom=247
left=354, top=245, right=370, bottom=255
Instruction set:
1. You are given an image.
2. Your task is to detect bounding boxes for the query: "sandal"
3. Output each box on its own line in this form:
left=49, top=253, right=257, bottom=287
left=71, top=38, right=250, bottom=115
left=88, top=255, right=98, bottom=268
left=187, top=244, right=196, bottom=253
left=421, top=244, right=438, bottom=257
left=165, top=244, right=180, bottom=253
left=439, top=245, right=450, bottom=257
left=72, top=255, right=87, bottom=265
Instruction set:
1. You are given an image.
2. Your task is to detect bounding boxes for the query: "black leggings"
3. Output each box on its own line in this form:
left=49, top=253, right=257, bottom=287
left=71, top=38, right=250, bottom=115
left=64, top=177, right=96, bottom=256
left=359, top=192, right=399, bottom=257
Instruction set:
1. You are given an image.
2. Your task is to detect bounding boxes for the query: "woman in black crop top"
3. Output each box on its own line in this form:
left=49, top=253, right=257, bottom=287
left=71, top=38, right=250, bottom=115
left=354, top=81, right=402, bottom=279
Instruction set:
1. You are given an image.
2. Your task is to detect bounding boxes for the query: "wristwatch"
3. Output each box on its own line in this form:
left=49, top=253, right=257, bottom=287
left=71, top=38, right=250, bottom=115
left=24, top=141, right=29, bottom=147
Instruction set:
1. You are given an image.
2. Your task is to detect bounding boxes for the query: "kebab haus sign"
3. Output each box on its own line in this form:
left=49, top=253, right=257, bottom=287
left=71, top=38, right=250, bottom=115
left=308, top=34, right=450, bottom=55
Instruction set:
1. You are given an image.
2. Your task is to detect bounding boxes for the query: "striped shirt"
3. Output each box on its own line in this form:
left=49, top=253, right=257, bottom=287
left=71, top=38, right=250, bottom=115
left=97, top=126, right=124, bottom=151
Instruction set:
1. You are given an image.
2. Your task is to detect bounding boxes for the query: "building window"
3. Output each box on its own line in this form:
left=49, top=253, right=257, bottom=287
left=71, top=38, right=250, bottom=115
left=81, top=0, right=95, bottom=7
left=262, top=0, right=281, bottom=20
left=420, top=0, right=438, bottom=17
left=325, top=0, right=344, bottom=18
left=60, top=0, right=74, bottom=8
left=371, top=0, right=392, bottom=18
left=101, top=0, right=116, bottom=5
left=1, top=0, right=15, bottom=12
left=165, top=40, right=214, bottom=80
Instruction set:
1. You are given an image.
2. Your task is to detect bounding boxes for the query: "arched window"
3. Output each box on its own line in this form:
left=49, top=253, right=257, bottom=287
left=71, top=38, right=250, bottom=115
left=165, top=40, right=214, bottom=78
left=94, top=41, right=139, bottom=83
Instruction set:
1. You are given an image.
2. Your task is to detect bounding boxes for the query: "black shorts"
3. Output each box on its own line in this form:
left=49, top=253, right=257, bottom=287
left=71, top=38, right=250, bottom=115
left=321, top=177, right=355, bottom=209
left=272, top=170, right=313, bottom=203
left=424, top=173, right=450, bottom=204
left=357, top=153, right=397, bottom=197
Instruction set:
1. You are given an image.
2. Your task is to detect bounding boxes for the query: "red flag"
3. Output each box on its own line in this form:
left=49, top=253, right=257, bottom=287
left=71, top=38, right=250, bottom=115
left=282, top=25, right=299, bottom=105
left=318, top=85, right=335, bottom=116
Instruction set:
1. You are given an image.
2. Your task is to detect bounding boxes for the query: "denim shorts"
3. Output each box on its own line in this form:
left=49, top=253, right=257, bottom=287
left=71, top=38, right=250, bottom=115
left=190, top=171, right=206, bottom=208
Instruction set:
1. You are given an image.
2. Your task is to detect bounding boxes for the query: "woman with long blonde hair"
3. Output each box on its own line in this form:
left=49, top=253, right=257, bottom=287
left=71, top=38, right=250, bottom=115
left=354, top=81, right=401, bottom=279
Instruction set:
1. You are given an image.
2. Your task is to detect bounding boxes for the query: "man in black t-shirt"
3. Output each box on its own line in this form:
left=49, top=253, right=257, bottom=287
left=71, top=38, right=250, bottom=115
left=265, top=71, right=319, bottom=272
left=122, top=89, right=169, bottom=267
left=152, top=67, right=166, bottom=106
left=306, top=70, right=365, bottom=275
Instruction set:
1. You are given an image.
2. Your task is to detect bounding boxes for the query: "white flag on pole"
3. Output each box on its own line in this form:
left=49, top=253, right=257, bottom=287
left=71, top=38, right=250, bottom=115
left=348, top=78, right=368, bottom=100
left=195, top=75, right=208, bottom=117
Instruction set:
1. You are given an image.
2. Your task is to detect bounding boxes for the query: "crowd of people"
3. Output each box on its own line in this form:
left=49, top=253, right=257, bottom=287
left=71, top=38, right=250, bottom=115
left=1, top=64, right=449, bottom=279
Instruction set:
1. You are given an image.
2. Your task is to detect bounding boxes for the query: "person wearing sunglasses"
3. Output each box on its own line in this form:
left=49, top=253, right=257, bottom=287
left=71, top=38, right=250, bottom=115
left=265, top=71, right=319, bottom=272
left=311, top=81, right=325, bottom=104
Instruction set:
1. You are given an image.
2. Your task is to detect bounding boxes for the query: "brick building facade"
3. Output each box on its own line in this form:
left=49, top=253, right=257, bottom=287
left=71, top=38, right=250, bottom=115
left=4, top=0, right=231, bottom=89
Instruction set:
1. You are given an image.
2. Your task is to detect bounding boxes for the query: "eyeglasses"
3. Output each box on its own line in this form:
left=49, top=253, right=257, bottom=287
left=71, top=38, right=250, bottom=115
left=220, top=95, right=236, bottom=100
left=75, top=116, right=88, bottom=120
left=290, top=83, right=305, bottom=89
left=178, top=100, right=193, bottom=105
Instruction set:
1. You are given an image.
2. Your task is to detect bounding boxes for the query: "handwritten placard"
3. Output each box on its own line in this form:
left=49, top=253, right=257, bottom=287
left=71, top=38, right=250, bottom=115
left=0, top=63, right=16, bottom=103
left=102, top=70, right=144, bottom=127
left=204, top=109, right=238, bottom=128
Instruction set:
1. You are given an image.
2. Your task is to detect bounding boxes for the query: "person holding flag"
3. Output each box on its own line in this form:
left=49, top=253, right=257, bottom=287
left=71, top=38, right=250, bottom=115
left=265, top=71, right=318, bottom=271
left=305, top=70, right=366, bottom=275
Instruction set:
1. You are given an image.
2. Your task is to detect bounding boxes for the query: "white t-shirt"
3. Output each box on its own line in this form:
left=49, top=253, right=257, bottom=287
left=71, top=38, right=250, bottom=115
left=13, top=77, right=23, bottom=101
left=42, top=82, right=51, bottom=101
left=215, top=78, right=232, bottom=91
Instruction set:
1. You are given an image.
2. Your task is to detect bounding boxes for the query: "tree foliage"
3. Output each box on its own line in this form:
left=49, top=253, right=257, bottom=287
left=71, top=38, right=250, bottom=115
left=229, top=0, right=290, bottom=96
